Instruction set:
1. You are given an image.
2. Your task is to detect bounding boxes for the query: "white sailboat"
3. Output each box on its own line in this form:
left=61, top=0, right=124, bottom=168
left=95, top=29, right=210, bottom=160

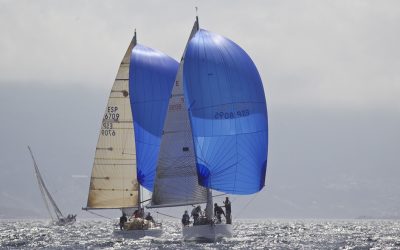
left=151, top=16, right=269, bottom=241
left=83, top=31, right=178, bottom=239
left=182, top=16, right=269, bottom=240
left=28, top=146, right=76, bottom=225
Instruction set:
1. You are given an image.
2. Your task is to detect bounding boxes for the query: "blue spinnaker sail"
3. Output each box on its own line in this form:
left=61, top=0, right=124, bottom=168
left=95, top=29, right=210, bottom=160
left=130, top=44, right=178, bottom=191
left=183, top=29, right=268, bottom=195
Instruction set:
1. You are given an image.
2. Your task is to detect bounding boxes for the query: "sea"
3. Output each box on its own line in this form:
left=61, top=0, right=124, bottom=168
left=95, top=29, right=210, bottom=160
left=1, top=219, right=399, bottom=249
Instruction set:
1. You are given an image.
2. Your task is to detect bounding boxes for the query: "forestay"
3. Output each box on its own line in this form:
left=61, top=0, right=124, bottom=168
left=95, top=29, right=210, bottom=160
left=183, top=29, right=268, bottom=195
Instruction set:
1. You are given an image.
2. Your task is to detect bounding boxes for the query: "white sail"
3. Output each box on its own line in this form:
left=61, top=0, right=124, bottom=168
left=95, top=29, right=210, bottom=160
left=85, top=35, right=139, bottom=209
left=151, top=20, right=207, bottom=208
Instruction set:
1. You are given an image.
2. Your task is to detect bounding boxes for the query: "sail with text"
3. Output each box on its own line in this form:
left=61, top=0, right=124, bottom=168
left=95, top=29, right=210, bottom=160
left=183, top=29, right=268, bottom=195
left=85, top=33, right=178, bottom=210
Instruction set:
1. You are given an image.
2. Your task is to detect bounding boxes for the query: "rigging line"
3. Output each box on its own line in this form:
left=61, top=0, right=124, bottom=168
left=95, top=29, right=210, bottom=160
left=140, top=198, right=152, bottom=204
left=155, top=211, right=179, bottom=219
left=235, top=192, right=259, bottom=218
left=85, top=210, right=114, bottom=220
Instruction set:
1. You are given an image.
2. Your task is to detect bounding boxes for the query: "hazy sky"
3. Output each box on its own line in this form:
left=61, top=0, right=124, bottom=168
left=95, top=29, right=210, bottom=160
left=1, top=0, right=399, bottom=219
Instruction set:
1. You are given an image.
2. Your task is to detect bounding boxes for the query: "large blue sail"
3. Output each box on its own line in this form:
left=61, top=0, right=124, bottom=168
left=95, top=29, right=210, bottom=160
left=183, top=29, right=268, bottom=194
left=129, top=44, right=178, bottom=191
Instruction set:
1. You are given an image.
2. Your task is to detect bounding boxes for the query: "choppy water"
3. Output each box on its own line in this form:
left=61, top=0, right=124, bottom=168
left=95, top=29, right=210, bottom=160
left=1, top=219, right=399, bottom=249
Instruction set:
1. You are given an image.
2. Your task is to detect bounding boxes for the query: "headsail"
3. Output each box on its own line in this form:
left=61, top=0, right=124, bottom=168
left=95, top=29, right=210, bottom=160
left=151, top=19, right=208, bottom=208
left=129, top=45, right=178, bottom=191
left=183, top=29, right=268, bottom=195
left=85, top=35, right=139, bottom=209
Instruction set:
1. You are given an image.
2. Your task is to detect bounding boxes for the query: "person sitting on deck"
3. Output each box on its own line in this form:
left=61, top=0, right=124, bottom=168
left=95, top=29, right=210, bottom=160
left=181, top=210, right=190, bottom=226
left=119, top=213, right=127, bottom=230
left=132, top=209, right=139, bottom=218
left=145, top=212, right=155, bottom=223
left=139, top=208, right=145, bottom=218
left=214, top=203, right=225, bottom=223
left=191, top=205, right=202, bottom=225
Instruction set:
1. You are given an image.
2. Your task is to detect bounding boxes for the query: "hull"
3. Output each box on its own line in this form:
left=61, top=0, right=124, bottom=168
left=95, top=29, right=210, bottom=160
left=182, top=223, right=232, bottom=242
left=114, top=218, right=162, bottom=239
left=113, top=228, right=162, bottom=239
left=55, top=218, right=76, bottom=226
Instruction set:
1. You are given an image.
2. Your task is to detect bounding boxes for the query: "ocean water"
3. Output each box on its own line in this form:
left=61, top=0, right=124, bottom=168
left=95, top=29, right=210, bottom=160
left=1, top=219, right=399, bottom=249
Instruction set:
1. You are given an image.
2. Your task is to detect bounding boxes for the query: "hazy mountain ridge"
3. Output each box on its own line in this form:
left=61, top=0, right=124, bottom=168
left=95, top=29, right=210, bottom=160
left=1, top=83, right=399, bottom=220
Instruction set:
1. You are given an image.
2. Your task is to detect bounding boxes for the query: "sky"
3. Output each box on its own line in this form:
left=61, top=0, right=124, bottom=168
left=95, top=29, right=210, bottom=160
left=0, top=0, right=399, bottom=220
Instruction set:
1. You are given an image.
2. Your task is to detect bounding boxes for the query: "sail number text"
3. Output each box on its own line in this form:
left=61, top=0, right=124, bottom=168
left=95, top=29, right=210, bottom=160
left=101, top=106, right=120, bottom=136
left=214, top=109, right=250, bottom=119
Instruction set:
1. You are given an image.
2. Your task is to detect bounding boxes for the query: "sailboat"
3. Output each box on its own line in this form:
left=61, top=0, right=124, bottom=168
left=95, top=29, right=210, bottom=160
left=82, top=31, right=178, bottom=238
left=150, top=16, right=269, bottom=241
left=28, top=146, right=76, bottom=225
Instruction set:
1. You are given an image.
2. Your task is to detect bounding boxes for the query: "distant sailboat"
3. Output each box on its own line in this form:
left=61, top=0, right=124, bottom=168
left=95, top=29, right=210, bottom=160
left=82, top=31, right=178, bottom=238
left=28, top=146, right=76, bottom=225
left=154, top=16, right=269, bottom=241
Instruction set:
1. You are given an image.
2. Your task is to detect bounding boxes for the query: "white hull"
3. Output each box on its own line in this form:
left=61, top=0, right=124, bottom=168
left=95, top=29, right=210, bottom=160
left=113, top=228, right=162, bottom=239
left=182, top=224, right=232, bottom=241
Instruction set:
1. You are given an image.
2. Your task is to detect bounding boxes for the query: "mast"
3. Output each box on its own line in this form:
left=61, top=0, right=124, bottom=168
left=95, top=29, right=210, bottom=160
left=138, top=184, right=142, bottom=212
left=195, top=8, right=199, bottom=30
left=189, top=13, right=215, bottom=219
left=150, top=16, right=207, bottom=208
left=195, top=14, right=214, bottom=219
left=134, top=29, right=141, bottom=213
left=205, top=189, right=213, bottom=220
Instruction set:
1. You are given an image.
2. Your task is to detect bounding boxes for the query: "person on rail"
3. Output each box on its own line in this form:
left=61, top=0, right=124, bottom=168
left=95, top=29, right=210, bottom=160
left=181, top=210, right=190, bottom=226
left=214, top=203, right=225, bottom=223
left=223, top=197, right=232, bottom=224
left=119, top=213, right=127, bottom=230
left=191, top=205, right=202, bottom=225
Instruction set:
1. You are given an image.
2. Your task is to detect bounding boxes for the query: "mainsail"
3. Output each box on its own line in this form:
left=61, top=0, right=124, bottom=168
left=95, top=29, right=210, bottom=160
left=28, top=146, right=64, bottom=220
left=151, top=18, right=208, bottom=208
left=85, top=35, right=139, bottom=209
left=183, top=29, right=269, bottom=194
